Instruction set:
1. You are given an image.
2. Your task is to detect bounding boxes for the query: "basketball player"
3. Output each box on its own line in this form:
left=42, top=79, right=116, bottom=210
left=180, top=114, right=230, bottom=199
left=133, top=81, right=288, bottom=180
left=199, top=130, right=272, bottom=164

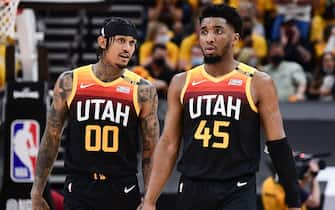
left=30, top=17, right=159, bottom=210
left=140, top=4, right=301, bottom=210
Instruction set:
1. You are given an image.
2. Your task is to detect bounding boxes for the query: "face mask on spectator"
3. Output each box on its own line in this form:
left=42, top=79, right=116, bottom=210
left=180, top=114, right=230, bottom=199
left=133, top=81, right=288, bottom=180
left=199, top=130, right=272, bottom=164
left=154, top=57, right=166, bottom=66
left=155, top=35, right=170, bottom=44
left=322, top=67, right=334, bottom=74
left=270, top=55, right=283, bottom=66
left=191, top=56, right=204, bottom=67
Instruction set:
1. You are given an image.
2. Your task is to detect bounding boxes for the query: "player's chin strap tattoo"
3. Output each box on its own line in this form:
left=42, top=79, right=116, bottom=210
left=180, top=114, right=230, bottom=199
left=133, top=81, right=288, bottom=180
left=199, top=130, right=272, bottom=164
left=267, top=137, right=302, bottom=208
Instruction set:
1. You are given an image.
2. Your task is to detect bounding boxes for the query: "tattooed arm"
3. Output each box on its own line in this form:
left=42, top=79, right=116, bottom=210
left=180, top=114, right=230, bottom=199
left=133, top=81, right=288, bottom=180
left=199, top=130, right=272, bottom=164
left=138, top=80, right=159, bottom=193
left=30, top=71, right=73, bottom=209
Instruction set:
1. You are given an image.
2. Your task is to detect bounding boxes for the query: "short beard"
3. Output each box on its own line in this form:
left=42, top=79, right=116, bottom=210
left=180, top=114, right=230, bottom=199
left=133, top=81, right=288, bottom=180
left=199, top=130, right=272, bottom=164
left=116, top=63, right=127, bottom=69
left=204, top=55, right=222, bottom=64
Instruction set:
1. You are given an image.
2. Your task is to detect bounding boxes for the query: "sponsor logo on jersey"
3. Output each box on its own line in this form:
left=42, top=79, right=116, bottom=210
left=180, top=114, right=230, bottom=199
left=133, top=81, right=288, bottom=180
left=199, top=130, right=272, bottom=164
left=191, top=80, right=207, bottom=86
left=80, top=83, right=95, bottom=88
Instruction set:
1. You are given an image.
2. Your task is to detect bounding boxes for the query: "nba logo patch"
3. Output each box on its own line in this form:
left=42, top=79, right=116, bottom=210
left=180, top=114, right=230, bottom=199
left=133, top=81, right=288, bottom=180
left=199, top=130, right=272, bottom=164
left=117, top=86, right=130, bottom=94
left=228, top=79, right=243, bottom=86
left=10, top=120, right=40, bottom=183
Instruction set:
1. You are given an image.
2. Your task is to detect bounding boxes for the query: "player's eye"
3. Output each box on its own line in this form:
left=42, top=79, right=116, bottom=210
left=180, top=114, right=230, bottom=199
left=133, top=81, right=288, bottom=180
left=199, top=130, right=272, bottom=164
left=215, top=28, right=224, bottom=34
left=117, top=38, right=126, bottom=44
left=200, top=30, right=208, bottom=36
left=129, top=40, right=136, bottom=47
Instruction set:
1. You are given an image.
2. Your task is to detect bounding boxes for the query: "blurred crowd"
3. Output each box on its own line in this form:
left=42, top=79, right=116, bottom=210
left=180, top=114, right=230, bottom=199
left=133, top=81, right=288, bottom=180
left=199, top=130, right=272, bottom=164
left=1, top=0, right=335, bottom=102
left=130, top=0, right=335, bottom=102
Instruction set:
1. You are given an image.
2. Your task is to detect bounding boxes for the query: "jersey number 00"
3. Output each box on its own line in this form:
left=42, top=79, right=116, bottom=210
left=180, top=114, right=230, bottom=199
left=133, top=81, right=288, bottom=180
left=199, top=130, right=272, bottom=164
left=85, top=125, right=119, bottom=152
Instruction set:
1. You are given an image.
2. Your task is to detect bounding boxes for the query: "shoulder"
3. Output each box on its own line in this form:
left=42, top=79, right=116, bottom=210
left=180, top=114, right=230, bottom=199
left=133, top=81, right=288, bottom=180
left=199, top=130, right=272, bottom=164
left=167, top=41, right=179, bottom=51
left=287, top=61, right=304, bottom=71
left=169, top=71, right=189, bottom=97
left=236, top=62, right=259, bottom=77
left=56, top=70, right=74, bottom=87
left=140, top=41, right=153, bottom=51
left=281, top=61, right=301, bottom=69
left=251, top=33, right=266, bottom=42
left=181, top=33, right=198, bottom=46
left=55, top=64, right=93, bottom=90
left=172, top=71, right=188, bottom=85
left=260, top=64, right=271, bottom=73
left=123, top=69, right=144, bottom=84
left=251, top=70, right=277, bottom=102
left=137, top=78, right=157, bottom=104
left=253, top=70, right=273, bottom=86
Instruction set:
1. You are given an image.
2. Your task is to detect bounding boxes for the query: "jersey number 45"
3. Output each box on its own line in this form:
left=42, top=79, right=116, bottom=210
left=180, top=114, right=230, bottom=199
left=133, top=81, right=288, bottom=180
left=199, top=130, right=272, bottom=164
left=195, top=120, right=230, bottom=149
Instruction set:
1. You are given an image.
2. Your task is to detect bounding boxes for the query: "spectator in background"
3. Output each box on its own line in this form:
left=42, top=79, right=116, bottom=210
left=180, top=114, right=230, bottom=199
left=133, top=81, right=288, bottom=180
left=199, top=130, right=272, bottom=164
left=131, top=65, right=154, bottom=82
left=314, top=24, right=335, bottom=59
left=144, top=43, right=176, bottom=99
left=236, top=0, right=265, bottom=37
left=237, top=47, right=259, bottom=67
left=271, top=0, right=316, bottom=42
left=308, top=52, right=335, bottom=101
left=187, top=0, right=224, bottom=16
left=139, top=21, right=179, bottom=70
left=310, top=0, right=334, bottom=44
left=143, top=43, right=176, bottom=132
left=227, top=0, right=277, bottom=40
left=147, top=0, right=192, bottom=41
left=280, top=19, right=312, bottom=71
left=235, top=16, right=268, bottom=65
left=178, top=20, right=201, bottom=71
left=262, top=159, right=321, bottom=210
left=262, top=42, right=307, bottom=102
left=189, top=45, right=204, bottom=68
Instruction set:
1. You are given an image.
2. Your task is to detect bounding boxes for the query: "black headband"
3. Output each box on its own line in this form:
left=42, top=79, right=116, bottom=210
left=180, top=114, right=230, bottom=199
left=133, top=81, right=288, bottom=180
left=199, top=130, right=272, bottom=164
left=101, top=22, right=138, bottom=39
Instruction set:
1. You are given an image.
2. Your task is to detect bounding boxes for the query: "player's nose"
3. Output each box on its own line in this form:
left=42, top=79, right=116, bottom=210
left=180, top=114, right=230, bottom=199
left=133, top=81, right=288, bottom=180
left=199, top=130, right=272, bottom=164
left=205, top=32, right=216, bottom=44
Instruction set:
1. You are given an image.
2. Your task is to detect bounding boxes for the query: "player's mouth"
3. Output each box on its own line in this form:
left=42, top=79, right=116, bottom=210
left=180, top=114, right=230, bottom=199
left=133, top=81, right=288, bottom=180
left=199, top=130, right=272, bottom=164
left=119, top=53, right=130, bottom=59
left=204, top=46, right=216, bottom=54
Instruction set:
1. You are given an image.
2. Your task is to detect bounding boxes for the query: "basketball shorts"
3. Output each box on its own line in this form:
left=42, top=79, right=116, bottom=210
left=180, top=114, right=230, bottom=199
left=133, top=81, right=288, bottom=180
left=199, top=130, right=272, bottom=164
left=176, top=173, right=256, bottom=210
left=63, top=173, right=141, bottom=210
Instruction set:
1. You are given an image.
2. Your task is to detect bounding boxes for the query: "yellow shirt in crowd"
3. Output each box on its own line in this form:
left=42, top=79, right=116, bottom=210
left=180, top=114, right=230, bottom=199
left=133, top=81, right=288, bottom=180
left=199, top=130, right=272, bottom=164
left=139, top=41, right=179, bottom=68
left=261, top=177, right=307, bottom=210
left=179, top=33, right=198, bottom=70
left=236, top=33, right=268, bottom=59
left=0, top=44, right=6, bottom=89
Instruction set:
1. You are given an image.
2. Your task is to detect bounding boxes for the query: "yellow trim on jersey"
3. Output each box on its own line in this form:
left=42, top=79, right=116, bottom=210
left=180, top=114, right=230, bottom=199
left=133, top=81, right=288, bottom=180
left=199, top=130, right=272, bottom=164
left=245, top=74, right=258, bottom=113
left=67, top=69, right=78, bottom=108
left=180, top=70, right=191, bottom=104
left=237, top=62, right=258, bottom=113
left=200, top=65, right=237, bottom=83
left=237, top=62, right=257, bottom=75
left=124, top=69, right=142, bottom=117
left=123, top=69, right=142, bottom=84
left=133, top=84, right=140, bottom=116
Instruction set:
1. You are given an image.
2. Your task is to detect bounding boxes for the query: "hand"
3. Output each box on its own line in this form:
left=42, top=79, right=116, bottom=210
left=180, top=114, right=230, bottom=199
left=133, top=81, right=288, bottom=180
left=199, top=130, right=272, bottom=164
left=295, top=92, right=305, bottom=101
left=31, top=195, right=50, bottom=210
left=309, top=160, right=319, bottom=173
left=280, top=27, right=288, bottom=46
left=290, top=25, right=300, bottom=45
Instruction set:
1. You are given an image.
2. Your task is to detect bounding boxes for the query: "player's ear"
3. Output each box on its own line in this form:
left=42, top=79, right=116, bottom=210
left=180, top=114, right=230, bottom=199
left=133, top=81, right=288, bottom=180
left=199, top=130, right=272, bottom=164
left=98, top=36, right=107, bottom=49
left=232, top=33, right=240, bottom=47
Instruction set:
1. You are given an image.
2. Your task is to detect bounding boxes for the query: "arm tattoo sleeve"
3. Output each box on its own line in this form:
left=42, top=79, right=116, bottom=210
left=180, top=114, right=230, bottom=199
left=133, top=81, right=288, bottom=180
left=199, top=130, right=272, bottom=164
left=138, top=81, right=159, bottom=192
left=31, top=72, right=72, bottom=196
